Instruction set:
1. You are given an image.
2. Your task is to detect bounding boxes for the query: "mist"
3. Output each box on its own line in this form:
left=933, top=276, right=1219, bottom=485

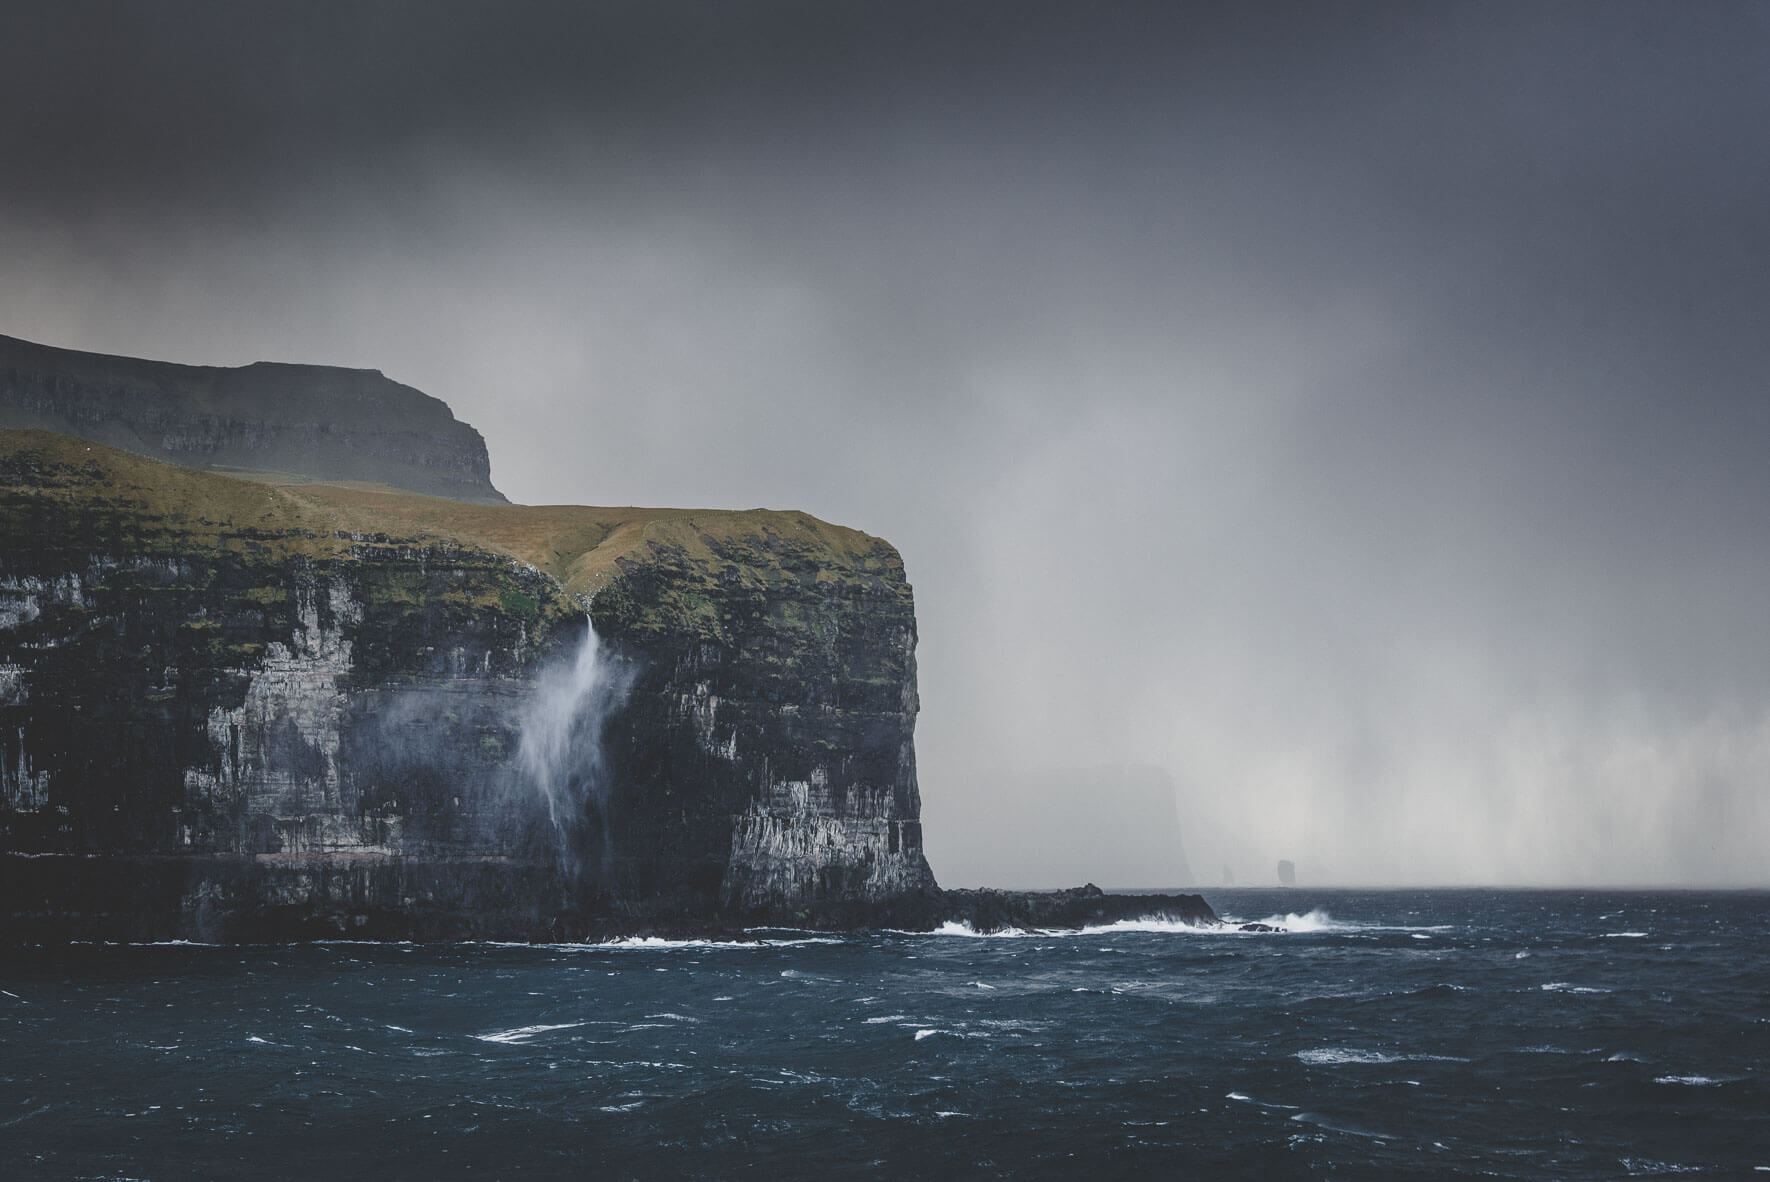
left=516, top=617, right=634, bottom=878
left=4, top=1, right=1768, bottom=886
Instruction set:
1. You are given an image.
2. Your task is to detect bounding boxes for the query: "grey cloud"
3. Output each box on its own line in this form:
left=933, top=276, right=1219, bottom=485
left=4, top=1, right=1768, bottom=885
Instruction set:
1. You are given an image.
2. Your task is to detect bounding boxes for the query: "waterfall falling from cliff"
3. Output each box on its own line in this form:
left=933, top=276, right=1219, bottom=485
left=516, top=617, right=629, bottom=876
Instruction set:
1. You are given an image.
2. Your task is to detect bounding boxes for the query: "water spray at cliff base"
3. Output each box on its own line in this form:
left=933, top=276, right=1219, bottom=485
left=515, top=617, right=632, bottom=880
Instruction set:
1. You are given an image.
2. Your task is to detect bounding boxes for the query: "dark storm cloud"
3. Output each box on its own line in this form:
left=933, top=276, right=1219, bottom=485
left=4, top=2, right=1769, bottom=884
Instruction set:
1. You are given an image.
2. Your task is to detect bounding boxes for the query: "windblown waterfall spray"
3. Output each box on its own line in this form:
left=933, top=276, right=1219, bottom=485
left=515, top=616, right=630, bottom=875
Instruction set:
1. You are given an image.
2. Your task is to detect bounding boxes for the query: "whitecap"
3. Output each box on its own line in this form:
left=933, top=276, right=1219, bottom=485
left=1289, top=1111, right=1396, bottom=1141
left=930, top=921, right=1037, bottom=938
left=914, top=1029, right=939, bottom=1041
left=1541, top=982, right=1612, bottom=994
left=1240, top=909, right=1343, bottom=932
left=1622, top=1157, right=1703, bottom=1174
left=862, top=1014, right=908, bottom=1025
left=1224, top=1097, right=1309, bottom=1111
left=1298, top=1048, right=1402, bottom=1065
left=1602, top=932, right=1649, bottom=939
left=474, top=1022, right=588, bottom=1044
left=1298, top=1047, right=1468, bottom=1066
left=1077, top=917, right=1218, bottom=935
left=587, top=935, right=840, bottom=950
left=1654, top=1075, right=1728, bottom=1087
left=932, top=916, right=1219, bottom=937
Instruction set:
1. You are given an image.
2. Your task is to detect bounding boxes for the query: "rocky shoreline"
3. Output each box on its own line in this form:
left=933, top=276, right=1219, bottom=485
left=941, top=883, right=1218, bottom=933
left=1, top=855, right=1218, bottom=944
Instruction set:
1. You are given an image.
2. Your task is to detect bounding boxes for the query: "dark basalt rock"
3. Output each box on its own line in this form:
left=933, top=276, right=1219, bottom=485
left=943, top=883, right=1218, bottom=933
left=0, top=430, right=938, bottom=942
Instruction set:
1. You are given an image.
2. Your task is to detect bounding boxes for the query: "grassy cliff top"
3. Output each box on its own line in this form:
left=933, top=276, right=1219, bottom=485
left=0, top=429, right=908, bottom=608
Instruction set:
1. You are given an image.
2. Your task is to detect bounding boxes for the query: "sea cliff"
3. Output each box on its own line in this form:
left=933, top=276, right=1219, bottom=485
left=0, top=430, right=942, bottom=940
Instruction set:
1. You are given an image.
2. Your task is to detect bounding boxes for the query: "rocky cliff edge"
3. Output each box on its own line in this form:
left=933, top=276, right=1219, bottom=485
left=0, top=333, right=506, bottom=503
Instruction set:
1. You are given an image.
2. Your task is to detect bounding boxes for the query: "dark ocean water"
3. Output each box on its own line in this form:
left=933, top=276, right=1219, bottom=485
left=3, top=889, right=1766, bottom=1180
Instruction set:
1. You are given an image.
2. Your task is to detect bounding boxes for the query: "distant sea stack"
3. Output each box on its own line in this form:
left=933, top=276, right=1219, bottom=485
left=0, top=333, right=506, bottom=504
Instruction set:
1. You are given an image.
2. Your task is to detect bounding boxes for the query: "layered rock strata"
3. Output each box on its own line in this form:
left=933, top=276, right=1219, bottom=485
left=0, top=430, right=940, bottom=941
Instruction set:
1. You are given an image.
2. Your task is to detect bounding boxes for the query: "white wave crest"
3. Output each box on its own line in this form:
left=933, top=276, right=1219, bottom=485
left=1298, top=1047, right=1402, bottom=1065
left=1621, top=1158, right=1704, bottom=1176
left=930, top=921, right=1036, bottom=938
left=474, top=1021, right=588, bottom=1044
left=587, top=936, right=841, bottom=950
left=932, top=916, right=1218, bottom=938
left=1298, top=1047, right=1468, bottom=1065
left=1240, top=909, right=1344, bottom=933
left=1541, top=982, right=1612, bottom=994
left=1078, top=916, right=1218, bottom=935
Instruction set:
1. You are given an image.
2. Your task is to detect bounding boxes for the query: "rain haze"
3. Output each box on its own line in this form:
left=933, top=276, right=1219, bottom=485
left=4, top=1, right=1768, bottom=887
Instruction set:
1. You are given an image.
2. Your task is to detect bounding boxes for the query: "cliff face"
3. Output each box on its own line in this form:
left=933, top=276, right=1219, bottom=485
left=0, top=430, right=939, bottom=941
left=0, top=333, right=505, bottom=504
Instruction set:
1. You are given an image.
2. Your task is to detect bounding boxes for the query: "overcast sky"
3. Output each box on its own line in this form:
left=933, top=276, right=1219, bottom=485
left=5, top=1, right=1769, bottom=886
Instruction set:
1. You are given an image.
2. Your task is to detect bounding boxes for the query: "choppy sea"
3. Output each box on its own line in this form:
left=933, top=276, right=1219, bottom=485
left=4, top=889, right=1766, bottom=1179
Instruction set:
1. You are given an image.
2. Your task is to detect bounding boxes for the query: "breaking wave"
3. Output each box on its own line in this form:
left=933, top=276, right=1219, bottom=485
left=1297, top=1047, right=1469, bottom=1066
left=929, top=916, right=1217, bottom=938
left=474, top=1022, right=588, bottom=1044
